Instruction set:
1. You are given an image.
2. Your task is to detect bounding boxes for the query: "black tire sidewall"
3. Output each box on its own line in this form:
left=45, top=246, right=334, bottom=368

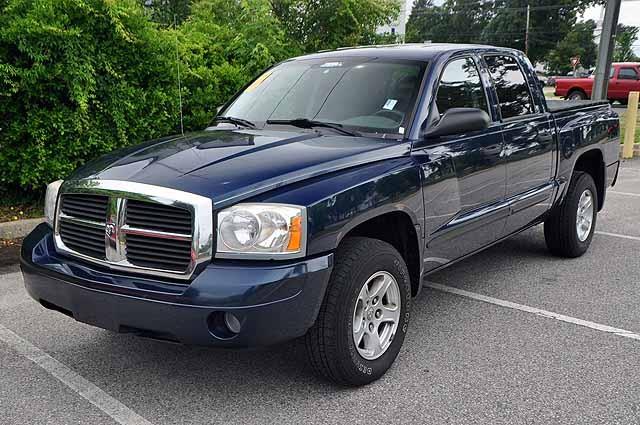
left=566, top=173, right=598, bottom=252
left=336, top=242, right=411, bottom=384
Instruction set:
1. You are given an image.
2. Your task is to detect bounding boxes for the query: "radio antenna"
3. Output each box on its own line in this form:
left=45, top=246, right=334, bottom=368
left=174, top=14, right=184, bottom=136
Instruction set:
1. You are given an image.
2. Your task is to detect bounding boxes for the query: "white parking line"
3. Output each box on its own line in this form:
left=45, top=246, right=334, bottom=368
left=425, top=282, right=640, bottom=341
left=609, top=191, right=640, bottom=198
left=595, top=231, right=640, bottom=242
left=0, top=325, right=153, bottom=425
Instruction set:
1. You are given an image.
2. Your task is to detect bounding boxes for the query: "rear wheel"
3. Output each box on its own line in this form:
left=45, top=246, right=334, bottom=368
left=304, top=237, right=411, bottom=386
left=567, top=90, right=587, bottom=101
left=544, top=171, right=597, bottom=257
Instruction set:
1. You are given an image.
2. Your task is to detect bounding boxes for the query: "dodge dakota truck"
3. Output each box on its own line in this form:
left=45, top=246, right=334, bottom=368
left=555, top=62, right=640, bottom=102
left=21, top=44, right=620, bottom=386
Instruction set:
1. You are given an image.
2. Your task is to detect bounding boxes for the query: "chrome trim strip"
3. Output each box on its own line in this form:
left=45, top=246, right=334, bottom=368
left=121, top=226, right=192, bottom=242
left=54, top=180, right=213, bottom=280
left=58, top=213, right=105, bottom=229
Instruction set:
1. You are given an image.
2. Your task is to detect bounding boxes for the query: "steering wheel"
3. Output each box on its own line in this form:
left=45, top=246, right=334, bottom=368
left=373, top=109, right=405, bottom=122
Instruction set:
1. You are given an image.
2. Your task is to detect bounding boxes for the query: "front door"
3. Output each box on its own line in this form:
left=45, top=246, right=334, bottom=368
left=610, top=66, right=640, bottom=101
left=483, top=54, right=556, bottom=234
left=417, top=56, right=507, bottom=270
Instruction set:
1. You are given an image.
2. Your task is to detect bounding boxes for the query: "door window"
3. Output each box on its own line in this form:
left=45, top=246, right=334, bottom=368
left=618, top=68, right=638, bottom=80
left=484, top=55, right=535, bottom=119
left=435, top=57, right=489, bottom=116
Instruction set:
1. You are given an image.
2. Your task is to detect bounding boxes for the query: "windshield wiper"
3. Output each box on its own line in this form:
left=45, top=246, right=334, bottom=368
left=266, top=118, right=361, bottom=137
left=212, top=116, right=257, bottom=129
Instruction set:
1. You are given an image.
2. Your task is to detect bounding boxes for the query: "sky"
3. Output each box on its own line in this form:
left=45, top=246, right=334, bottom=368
left=404, top=1, right=640, bottom=55
left=582, top=3, right=640, bottom=55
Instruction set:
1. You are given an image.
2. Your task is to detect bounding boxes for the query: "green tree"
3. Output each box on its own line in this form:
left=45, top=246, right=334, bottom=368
left=406, top=0, right=492, bottom=44
left=176, top=0, right=294, bottom=129
left=546, top=20, right=597, bottom=75
left=271, top=0, right=400, bottom=52
left=407, top=0, right=597, bottom=63
left=142, top=0, right=192, bottom=26
left=614, top=24, right=640, bottom=62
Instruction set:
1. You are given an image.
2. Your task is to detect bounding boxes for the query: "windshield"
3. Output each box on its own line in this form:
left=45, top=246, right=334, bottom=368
left=219, top=57, right=427, bottom=137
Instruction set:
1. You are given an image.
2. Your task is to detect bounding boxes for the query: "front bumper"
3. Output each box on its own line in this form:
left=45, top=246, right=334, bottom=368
left=20, top=224, right=333, bottom=347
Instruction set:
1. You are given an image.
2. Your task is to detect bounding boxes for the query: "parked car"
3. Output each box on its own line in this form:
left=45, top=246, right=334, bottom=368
left=555, top=62, right=640, bottom=103
left=22, top=44, right=621, bottom=386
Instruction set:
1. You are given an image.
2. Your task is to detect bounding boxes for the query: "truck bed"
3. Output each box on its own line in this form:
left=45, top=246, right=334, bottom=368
left=546, top=99, right=610, bottom=113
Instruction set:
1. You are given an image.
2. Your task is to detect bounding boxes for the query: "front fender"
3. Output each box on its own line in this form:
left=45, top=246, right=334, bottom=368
left=250, top=157, right=424, bottom=257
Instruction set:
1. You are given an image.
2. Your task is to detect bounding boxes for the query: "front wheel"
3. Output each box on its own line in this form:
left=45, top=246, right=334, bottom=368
left=304, top=237, right=411, bottom=386
left=567, top=90, right=587, bottom=101
left=544, top=171, right=598, bottom=257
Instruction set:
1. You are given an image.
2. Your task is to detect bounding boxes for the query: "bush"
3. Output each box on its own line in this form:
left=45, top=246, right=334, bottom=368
left=0, top=0, right=396, bottom=196
left=0, top=0, right=290, bottom=193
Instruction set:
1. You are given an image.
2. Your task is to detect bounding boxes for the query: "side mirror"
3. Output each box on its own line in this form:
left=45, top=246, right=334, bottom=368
left=422, top=107, right=491, bottom=139
left=216, top=105, right=224, bottom=114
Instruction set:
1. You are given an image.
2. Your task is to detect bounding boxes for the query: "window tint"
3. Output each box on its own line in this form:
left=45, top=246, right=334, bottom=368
left=618, top=68, right=638, bottom=80
left=484, top=55, right=535, bottom=119
left=223, top=59, right=426, bottom=135
left=435, top=58, right=488, bottom=116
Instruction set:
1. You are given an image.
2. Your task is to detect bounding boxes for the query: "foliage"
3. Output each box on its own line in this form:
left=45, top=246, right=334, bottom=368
left=614, top=24, right=640, bottom=63
left=0, top=0, right=400, bottom=194
left=407, top=0, right=597, bottom=63
left=271, top=0, right=400, bottom=52
left=176, top=0, right=294, bottom=130
left=546, top=20, right=598, bottom=75
left=141, top=0, right=191, bottom=26
left=0, top=0, right=179, bottom=192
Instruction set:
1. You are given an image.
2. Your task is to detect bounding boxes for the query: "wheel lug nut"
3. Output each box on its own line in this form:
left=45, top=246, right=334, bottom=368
left=368, top=323, right=374, bottom=332
left=375, top=310, right=381, bottom=318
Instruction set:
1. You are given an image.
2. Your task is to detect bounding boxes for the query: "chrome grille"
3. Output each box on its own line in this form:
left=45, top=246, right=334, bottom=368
left=125, top=200, right=192, bottom=234
left=59, top=220, right=106, bottom=259
left=58, top=194, right=109, bottom=259
left=124, top=200, right=193, bottom=271
left=53, top=180, right=213, bottom=280
left=60, top=194, right=108, bottom=222
left=126, top=234, right=192, bottom=271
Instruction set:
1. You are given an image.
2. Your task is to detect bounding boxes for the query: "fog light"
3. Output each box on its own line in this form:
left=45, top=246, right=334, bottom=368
left=224, top=312, right=242, bottom=334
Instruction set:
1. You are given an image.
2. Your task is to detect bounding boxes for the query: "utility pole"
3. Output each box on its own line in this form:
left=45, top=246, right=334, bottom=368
left=525, top=3, right=530, bottom=56
left=592, top=0, right=621, bottom=100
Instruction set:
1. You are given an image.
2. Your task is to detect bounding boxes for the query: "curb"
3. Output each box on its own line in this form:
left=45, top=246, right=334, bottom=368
left=0, top=218, right=45, bottom=239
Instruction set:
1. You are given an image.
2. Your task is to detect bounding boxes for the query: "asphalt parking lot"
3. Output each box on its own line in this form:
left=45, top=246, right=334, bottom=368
left=1, top=159, right=639, bottom=425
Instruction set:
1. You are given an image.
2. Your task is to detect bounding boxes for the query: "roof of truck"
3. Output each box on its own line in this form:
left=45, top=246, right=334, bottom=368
left=293, top=43, right=518, bottom=62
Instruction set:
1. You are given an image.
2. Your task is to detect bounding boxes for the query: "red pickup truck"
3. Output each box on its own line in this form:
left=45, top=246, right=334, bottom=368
left=555, top=62, right=640, bottom=103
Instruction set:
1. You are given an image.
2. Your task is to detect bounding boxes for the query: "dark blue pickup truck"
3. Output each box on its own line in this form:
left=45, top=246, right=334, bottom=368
left=21, top=44, right=620, bottom=386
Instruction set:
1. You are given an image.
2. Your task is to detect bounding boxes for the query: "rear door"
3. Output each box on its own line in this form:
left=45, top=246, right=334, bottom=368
left=482, top=54, right=556, bottom=234
left=417, top=55, right=507, bottom=268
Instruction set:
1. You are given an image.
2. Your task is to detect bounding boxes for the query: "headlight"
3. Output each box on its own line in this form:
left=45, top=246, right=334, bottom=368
left=216, top=204, right=306, bottom=259
left=44, top=180, right=64, bottom=227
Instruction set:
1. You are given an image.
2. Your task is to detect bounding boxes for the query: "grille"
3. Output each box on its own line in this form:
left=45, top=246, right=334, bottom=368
left=53, top=181, right=211, bottom=280
left=125, top=200, right=192, bottom=234
left=125, top=234, right=192, bottom=271
left=58, top=194, right=108, bottom=260
left=59, top=220, right=106, bottom=259
left=60, top=194, right=108, bottom=222
left=124, top=200, right=193, bottom=271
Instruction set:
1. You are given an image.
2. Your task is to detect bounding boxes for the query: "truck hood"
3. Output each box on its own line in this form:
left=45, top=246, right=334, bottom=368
left=70, top=129, right=411, bottom=207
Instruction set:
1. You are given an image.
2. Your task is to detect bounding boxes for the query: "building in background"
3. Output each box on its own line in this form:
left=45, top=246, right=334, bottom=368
left=377, top=0, right=411, bottom=42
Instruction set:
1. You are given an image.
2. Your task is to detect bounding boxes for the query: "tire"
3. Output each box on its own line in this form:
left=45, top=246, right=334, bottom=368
left=567, top=90, right=587, bottom=101
left=304, top=237, right=411, bottom=386
left=544, top=171, right=598, bottom=258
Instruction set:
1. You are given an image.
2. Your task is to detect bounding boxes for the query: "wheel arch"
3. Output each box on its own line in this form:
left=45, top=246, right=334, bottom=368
left=571, top=148, right=605, bottom=210
left=338, top=208, right=423, bottom=297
